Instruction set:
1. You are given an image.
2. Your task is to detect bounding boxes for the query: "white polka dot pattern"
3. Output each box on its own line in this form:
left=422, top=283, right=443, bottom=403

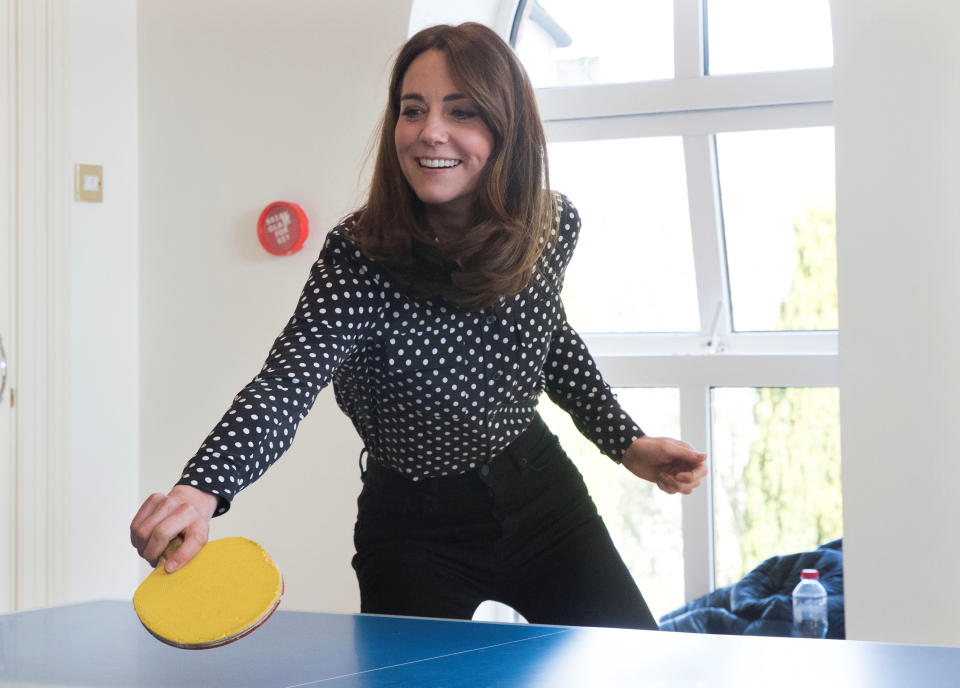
left=177, top=193, right=644, bottom=514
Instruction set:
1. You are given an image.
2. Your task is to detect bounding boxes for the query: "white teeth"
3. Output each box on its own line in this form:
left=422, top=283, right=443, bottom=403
left=418, top=158, right=460, bottom=168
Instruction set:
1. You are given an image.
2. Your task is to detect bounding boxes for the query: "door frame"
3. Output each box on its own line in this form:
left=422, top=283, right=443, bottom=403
left=1, top=0, right=13, bottom=613
left=3, top=0, right=71, bottom=612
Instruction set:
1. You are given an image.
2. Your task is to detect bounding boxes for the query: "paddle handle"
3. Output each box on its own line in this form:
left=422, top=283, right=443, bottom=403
left=158, top=534, right=184, bottom=569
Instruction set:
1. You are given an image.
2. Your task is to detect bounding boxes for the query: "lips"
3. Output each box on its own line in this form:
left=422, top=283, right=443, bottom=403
left=418, top=158, right=461, bottom=168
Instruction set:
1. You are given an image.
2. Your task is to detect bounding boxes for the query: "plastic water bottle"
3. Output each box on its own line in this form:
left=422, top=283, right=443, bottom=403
left=792, top=568, right=828, bottom=638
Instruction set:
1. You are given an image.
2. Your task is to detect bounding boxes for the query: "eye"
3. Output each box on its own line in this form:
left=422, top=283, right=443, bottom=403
left=451, top=108, right=477, bottom=120
left=401, top=106, right=424, bottom=119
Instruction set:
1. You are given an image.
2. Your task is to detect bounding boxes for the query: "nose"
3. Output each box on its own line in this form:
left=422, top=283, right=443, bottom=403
left=419, top=111, right=448, bottom=145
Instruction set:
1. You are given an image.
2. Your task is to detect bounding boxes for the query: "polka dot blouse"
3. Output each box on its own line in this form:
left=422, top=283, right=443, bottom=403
left=177, top=193, right=644, bottom=514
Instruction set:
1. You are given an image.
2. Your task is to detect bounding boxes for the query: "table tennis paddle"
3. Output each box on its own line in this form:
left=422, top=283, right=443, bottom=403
left=133, top=535, right=283, bottom=649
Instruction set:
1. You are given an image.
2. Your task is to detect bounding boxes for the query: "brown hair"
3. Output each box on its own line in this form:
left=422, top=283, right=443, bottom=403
left=348, top=22, right=554, bottom=310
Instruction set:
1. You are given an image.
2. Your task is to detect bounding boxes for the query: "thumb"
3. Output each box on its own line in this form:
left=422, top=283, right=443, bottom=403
left=671, top=441, right=706, bottom=463
left=165, top=530, right=207, bottom=573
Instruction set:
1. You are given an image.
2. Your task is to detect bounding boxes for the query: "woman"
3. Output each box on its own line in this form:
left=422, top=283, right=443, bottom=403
left=130, top=22, right=707, bottom=630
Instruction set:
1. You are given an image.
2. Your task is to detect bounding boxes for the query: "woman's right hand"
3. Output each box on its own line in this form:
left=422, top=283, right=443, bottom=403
left=130, top=485, right=218, bottom=573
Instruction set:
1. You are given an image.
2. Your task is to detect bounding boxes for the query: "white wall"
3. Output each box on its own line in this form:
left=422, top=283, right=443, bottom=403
left=833, top=1, right=960, bottom=645
left=62, top=0, right=960, bottom=644
left=138, top=0, right=412, bottom=612
left=408, top=0, right=513, bottom=36
left=67, top=0, right=140, bottom=603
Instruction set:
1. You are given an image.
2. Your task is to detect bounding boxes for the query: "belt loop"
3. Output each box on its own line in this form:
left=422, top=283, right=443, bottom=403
left=358, top=447, right=368, bottom=479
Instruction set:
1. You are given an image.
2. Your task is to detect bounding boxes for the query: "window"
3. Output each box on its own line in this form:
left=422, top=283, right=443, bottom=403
left=548, top=136, right=698, bottom=334
left=706, top=0, right=834, bottom=75
left=513, top=0, right=673, bottom=87
left=513, top=0, right=838, bottom=607
left=717, top=127, right=836, bottom=332
left=539, top=389, right=685, bottom=618
left=712, top=386, right=842, bottom=588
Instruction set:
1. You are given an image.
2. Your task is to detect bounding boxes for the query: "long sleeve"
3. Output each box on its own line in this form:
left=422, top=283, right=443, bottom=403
left=173, top=196, right=644, bottom=500
left=543, top=319, right=644, bottom=462
left=176, top=231, right=381, bottom=513
left=541, top=193, right=644, bottom=462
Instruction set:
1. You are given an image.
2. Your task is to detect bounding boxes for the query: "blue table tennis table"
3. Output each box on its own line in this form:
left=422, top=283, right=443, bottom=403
left=1, top=600, right=959, bottom=687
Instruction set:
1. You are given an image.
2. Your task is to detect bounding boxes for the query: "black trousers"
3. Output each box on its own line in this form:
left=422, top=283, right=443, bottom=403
left=351, top=414, right=658, bottom=630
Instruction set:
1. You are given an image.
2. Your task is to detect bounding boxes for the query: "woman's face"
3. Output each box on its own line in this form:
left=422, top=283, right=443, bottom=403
left=394, top=50, right=494, bottom=228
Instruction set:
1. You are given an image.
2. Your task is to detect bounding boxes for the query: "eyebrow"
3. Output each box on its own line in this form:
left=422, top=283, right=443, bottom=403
left=399, top=93, right=471, bottom=103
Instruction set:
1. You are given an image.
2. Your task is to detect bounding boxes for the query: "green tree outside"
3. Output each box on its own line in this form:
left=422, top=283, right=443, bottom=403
left=736, top=208, right=842, bottom=579
left=540, top=207, right=841, bottom=604
left=537, top=389, right=685, bottom=618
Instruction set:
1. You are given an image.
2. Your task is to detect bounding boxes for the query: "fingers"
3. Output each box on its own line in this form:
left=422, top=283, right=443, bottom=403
left=641, top=437, right=706, bottom=468
left=130, top=493, right=171, bottom=555
left=660, top=440, right=707, bottom=494
left=665, top=440, right=707, bottom=465
left=130, top=489, right=214, bottom=569
left=132, top=497, right=183, bottom=564
left=672, top=459, right=709, bottom=484
left=656, top=474, right=680, bottom=495
left=624, top=436, right=710, bottom=495
left=130, top=493, right=165, bottom=540
left=656, top=455, right=709, bottom=495
left=146, top=502, right=207, bottom=566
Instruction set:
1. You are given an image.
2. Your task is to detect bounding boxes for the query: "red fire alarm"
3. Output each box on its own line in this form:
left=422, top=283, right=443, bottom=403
left=257, top=201, right=309, bottom=255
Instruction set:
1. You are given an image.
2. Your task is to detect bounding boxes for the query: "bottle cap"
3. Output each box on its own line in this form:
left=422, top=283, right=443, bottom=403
left=801, top=569, right=820, bottom=579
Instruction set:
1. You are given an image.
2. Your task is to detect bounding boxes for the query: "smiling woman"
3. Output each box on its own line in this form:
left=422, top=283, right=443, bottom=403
left=131, top=20, right=707, bottom=634
left=349, top=22, right=554, bottom=310
left=394, top=50, right=494, bottom=230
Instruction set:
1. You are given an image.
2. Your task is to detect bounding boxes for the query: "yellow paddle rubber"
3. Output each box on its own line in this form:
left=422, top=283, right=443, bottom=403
left=133, top=537, right=283, bottom=649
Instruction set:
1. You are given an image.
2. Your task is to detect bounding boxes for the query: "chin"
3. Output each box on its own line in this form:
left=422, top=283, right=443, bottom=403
left=417, top=193, right=459, bottom=206
left=414, top=188, right=468, bottom=207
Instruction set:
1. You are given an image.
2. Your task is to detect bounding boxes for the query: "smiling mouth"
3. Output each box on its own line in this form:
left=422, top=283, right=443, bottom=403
left=418, top=158, right=461, bottom=168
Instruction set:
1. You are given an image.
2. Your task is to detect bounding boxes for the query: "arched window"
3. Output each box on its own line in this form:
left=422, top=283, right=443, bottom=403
left=411, top=0, right=838, bottom=621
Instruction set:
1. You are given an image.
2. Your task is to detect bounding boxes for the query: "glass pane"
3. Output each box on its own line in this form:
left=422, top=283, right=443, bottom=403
left=514, top=0, right=673, bottom=88
left=549, top=137, right=699, bottom=333
left=707, top=0, right=833, bottom=75
left=711, top=387, right=842, bottom=589
left=717, top=127, right=836, bottom=332
left=538, top=388, right=684, bottom=619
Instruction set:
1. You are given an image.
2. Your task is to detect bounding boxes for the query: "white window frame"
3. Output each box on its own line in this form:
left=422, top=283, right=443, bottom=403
left=528, top=0, right=836, bottom=601
left=409, top=0, right=838, bottom=606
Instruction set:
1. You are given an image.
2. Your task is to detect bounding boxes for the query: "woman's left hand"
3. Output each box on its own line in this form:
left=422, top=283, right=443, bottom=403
left=621, top=436, right=708, bottom=495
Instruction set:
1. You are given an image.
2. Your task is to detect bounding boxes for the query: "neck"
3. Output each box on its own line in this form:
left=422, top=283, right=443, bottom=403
left=423, top=202, right=474, bottom=240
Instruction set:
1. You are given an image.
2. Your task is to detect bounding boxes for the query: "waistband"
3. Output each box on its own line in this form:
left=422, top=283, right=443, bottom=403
left=361, top=412, right=550, bottom=492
